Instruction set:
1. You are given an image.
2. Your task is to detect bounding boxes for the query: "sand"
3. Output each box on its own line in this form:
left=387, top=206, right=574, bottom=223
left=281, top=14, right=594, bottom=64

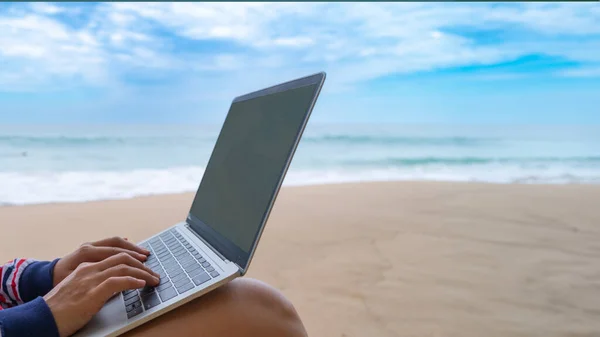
left=2, top=182, right=600, bottom=337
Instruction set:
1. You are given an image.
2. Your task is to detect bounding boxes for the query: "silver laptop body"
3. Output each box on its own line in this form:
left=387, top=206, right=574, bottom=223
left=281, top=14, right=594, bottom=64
left=74, top=72, right=326, bottom=337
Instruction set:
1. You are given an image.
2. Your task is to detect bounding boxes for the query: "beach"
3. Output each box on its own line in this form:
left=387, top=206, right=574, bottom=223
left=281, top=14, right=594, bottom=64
left=2, top=181, right=600, bottom=337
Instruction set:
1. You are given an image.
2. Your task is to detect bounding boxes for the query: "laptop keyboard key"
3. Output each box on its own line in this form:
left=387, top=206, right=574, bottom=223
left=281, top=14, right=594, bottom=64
left=126, top=300, right=142, bottom=313
left=156, top=281, right=173, bottom=291
left=171, top=273, right=188, bottom=283
left=175, top=251, right=188, bottom=258
left=192, top=272, right=211, bottom=286
left=184, top=263, right=201, bottom=273
left=142, top=293, right=161, bottom=310
left=124, top=291, right=139, bottom=301
left=158, top=287, right=178, bottom=302
left=181, top=259, right=197, bottom=267
left=176, top=282, right=194, bottom=294
left=165, top=263, right=182, bottom=271
left=125, top=295, right=141, bottom=306
left=167, top=268, right=183, bottom=278
left=134, top=231, right=218, bottom=303
left=165, top=264, right=181, bottom=272
left=179, top=257, right=194, bottom=265
left=173, top=277, right=191, bottom=288
left=172, top=250, right=186, bottom=257
left=187, top=267, right=204, bottom=277
left=139, top=286, right=155, bottom=296
left=127, top=305, right=144, bottom=319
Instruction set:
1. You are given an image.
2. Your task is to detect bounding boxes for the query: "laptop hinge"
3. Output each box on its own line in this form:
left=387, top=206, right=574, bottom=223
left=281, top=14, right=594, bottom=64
left=183, top=224, right=232, bottom=264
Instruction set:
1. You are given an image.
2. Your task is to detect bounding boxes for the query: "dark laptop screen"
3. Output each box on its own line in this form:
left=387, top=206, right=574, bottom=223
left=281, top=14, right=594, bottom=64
left=188, top=75, right=322, bottom=272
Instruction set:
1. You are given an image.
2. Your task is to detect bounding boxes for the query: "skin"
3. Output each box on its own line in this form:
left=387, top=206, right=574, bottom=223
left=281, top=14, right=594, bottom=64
left=45, top=237, right=160, bottom=337
left=52, top=237, right=153, bottom=286
left=43, top=237, right=308, bottom=337
left=125, top=278, right=309, bottom=337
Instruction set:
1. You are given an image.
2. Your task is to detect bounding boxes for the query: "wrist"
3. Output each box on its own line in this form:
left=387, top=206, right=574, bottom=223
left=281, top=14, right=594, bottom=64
left=44, top=292, right=67, bottom=337
left=52, top=258, right=66, bottom=286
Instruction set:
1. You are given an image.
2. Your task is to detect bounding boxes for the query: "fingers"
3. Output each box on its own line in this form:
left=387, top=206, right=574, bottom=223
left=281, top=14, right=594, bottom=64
left=94, top=253, right=160, bottom=280
left=100, top=264, right=160, bottom=287
left=79, top=244, right=147, bottom=263
left=90, top=236, right=150, bottom=256
left=95, top=276, right=147, bottom=300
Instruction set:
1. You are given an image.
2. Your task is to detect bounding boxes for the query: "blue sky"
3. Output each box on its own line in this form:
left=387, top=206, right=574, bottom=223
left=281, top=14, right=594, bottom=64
left=0, top=2, right=599, bottom=124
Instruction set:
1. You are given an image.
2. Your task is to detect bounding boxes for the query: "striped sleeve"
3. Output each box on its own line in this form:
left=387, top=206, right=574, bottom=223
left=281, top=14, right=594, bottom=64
left=0, top=259, right=60, bottom=337
left=0, top=259, right=37, bottom=309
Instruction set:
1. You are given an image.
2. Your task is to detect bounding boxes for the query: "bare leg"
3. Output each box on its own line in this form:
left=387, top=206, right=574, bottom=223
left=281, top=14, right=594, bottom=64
left=123, top=278, right=308, bottom=337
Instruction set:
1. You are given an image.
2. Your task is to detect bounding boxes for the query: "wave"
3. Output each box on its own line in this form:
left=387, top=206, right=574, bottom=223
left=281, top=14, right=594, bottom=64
left=303, top=135, right=497, bottom=146
left=342, top=156, right=600, bottom=167
left=0, top=135, right=129, bottom=145
left=0, top=135, right=213, bottom=147
left=0, top=134, right=496, bottom=147
left=0, top=167, right=205, bottom=205
left=2, top=164, right=600, bottom=205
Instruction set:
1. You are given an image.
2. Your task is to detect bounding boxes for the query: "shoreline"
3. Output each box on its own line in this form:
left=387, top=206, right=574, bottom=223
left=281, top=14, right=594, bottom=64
left=2, top=179, right=600, bottom=208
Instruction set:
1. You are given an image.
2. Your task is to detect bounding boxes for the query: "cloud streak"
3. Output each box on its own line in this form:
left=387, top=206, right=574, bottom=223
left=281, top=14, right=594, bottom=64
left=0, top=2, right=599, bottom=93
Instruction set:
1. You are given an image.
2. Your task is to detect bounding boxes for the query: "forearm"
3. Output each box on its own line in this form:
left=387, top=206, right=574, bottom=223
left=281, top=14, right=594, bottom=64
left=0, top=297, right=60, bottom=337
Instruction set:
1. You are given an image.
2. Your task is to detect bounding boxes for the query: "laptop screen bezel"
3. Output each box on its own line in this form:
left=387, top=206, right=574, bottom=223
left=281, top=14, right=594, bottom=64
left=186, top=72, right=326, bottom=275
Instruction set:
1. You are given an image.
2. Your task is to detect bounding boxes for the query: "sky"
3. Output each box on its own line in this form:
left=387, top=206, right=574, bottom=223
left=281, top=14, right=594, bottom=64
left=0, top=2, right=599, bottom=125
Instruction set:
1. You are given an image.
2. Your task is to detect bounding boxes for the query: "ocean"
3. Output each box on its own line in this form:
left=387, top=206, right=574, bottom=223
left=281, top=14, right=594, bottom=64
left=1, top=124, right=600, bottom=205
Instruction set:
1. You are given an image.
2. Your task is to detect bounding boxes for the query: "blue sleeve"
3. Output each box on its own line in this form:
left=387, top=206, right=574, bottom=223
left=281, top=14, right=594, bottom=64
left=19, top=259, right=60, bottom=303
left=0, top=297, right=60, bottom=337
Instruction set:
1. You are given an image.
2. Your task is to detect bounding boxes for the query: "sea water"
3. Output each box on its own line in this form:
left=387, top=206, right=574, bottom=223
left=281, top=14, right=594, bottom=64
left=1, top=124, right=600, bottom=205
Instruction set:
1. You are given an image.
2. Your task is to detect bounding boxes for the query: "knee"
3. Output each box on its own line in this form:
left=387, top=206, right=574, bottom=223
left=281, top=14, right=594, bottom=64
left=124, top=278, right=308, bottom=337
left=222, top=278, right=308, bottom=337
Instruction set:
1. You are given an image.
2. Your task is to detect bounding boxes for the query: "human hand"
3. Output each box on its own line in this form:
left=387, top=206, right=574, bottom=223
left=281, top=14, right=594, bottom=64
left=53, top=236, right=151, bottom=286
left=44, top=253, right=160, bottom=337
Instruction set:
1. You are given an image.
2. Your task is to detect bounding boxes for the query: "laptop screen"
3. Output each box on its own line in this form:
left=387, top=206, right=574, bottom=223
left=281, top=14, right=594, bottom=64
left=187, top=74, right=324, bottom=273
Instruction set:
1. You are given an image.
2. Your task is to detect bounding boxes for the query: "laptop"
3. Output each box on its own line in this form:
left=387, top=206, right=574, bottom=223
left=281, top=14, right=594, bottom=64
left=74, top=72, right=326, bottom=337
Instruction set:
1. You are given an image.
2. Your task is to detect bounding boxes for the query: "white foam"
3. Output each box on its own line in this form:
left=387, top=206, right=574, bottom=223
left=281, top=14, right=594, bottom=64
left=1, top=164, right=600, bottom=206
left=0, top=167, right=205, bottom=205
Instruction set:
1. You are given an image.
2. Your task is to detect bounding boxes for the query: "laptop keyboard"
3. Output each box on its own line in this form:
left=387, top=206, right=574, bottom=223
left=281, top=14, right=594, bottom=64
left=121, top=229, right=220, bottom=319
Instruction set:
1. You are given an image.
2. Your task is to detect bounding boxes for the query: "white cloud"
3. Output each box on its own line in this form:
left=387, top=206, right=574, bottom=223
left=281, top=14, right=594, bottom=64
left=271, top=37, right=314, bottom=48
left=29, top=3, right=65, bottom=15
left=0, top=2, right=599, bottom=92
left=0, top=13, right=108, bottom=91
left=559, top=67, right=600, bottom=78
